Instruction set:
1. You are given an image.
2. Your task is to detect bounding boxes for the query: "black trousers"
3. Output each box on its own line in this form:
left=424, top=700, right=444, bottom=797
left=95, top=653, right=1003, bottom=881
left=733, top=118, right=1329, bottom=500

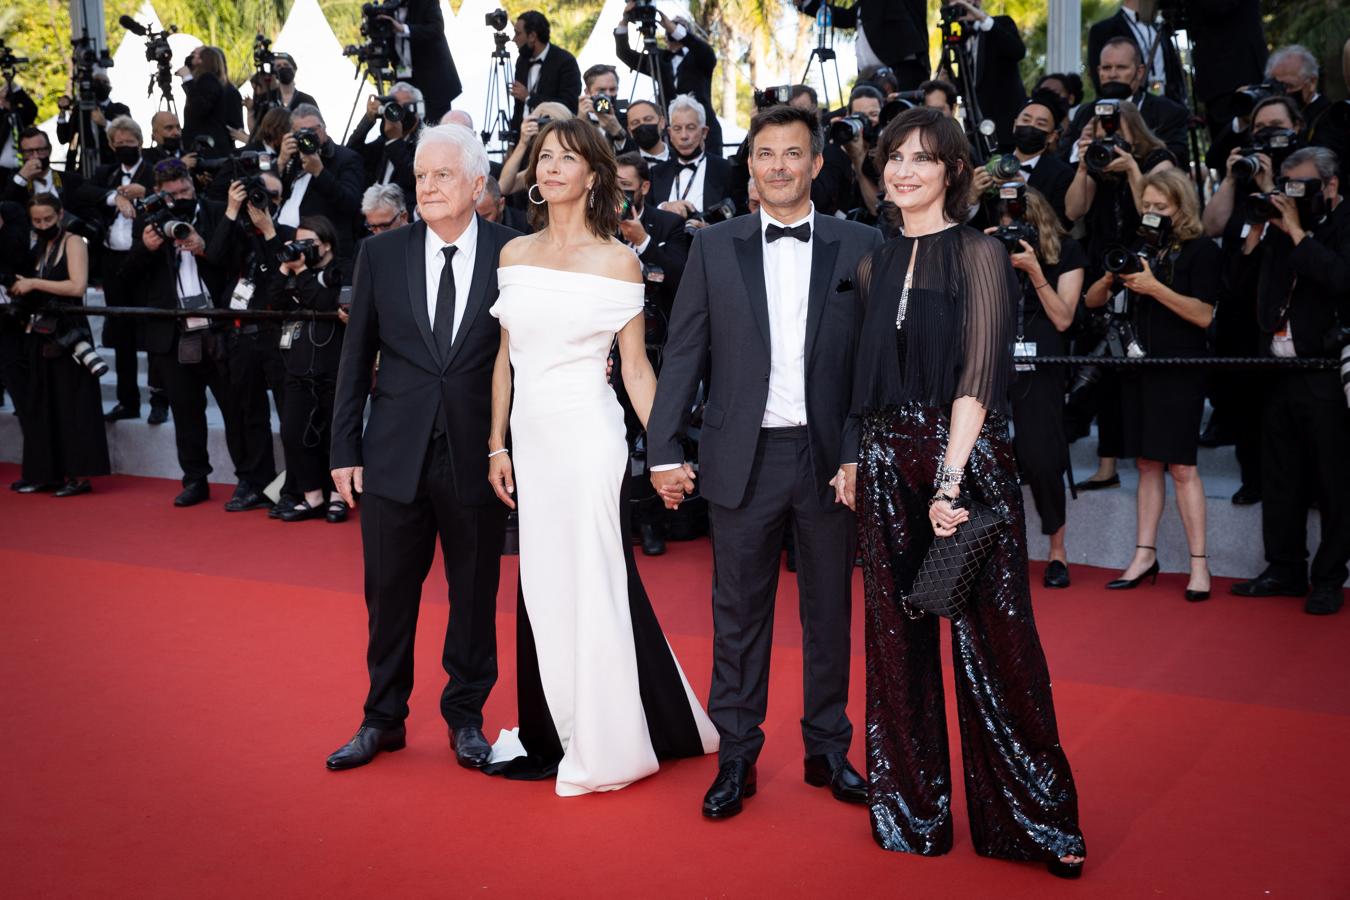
left=1011, top=370, right=1068, bottom=535
left=360, top=435, right=508, bottom=730
left=1261, top=371, right=1350, bottom=589
left=705, top=427, right=855, bottom=765
left=156, top=343, right=268, bottom=487
left=223, top=332, right=279, bottom=490
left=279, top=371, right=335, bottom=494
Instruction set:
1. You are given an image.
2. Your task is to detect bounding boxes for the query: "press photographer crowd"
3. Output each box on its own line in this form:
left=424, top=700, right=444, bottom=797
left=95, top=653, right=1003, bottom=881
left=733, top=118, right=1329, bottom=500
left=0, top=0, right=1347, bottom=613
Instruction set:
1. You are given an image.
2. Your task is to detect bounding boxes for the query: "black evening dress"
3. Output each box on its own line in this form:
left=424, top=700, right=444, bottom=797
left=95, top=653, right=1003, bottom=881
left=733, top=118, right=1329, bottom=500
left=852, top=224, right=1086, bottom=862
left=1118, top=237, right=1222, bottom=466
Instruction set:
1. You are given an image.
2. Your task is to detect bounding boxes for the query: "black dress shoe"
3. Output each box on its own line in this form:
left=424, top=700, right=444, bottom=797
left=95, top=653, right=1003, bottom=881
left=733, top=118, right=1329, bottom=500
left=1231, top=485, right=1261, bottom=506
left=1231, top=573, right=1308, bottom=598
left=449, top=725, right=492, bottom=768
left=1073, top=474, right=1120, bottom=491
left=639, top=522, right=666, bottom=556
left=225, top=487, right=273, bottom=512
left=174, top=481, right=210, bottom=507
left=279, top=499, right=326, bottom=522
left=703, top=759, right=757, bottom=818
left=103, top=403, right=140, bottom=422
left=269, top=493, right=300, bottom=519
left=326, top=499, right=349, bottom=523
left=53, top=479, right=92, bottom=498
left=804, top=752, right=867, bottom=804
left=147, top=404, right=169, bottom=425
left=1305, top=585, right=1345, bottom=616
left=16, top=481, right=60, bottom=494
left=325, top=724, right=407, bottom=770
left=1043, top=560, right=1071, bottom=589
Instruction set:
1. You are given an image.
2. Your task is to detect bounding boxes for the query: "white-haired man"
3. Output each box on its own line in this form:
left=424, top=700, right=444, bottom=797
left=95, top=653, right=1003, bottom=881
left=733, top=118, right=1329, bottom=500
left=650, top=93, right=733, bottom=220
left=327, top=125, right=522, bottom=771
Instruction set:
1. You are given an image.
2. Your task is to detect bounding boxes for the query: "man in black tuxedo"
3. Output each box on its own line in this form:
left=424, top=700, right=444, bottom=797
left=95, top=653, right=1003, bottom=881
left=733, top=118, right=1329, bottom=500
left=0, top=80, right=38, bottom=171
left=54, top=72, right=131, bottom=174
left=276, top=105, right=364, bottom=262
left=616, top=152, right=689, bottom=317
left=1064, top=37, right=1190, bottom=166
left=648, top=105, right=882, bottom=818
left=384, top=0, right=462, bottom=123
left=942, top=0, right=1026, bottom=146
left=510, top=11, right=582, bottom=132
left=346, top=82, right=422, bottom=200
left=626, top=99, right=672, bottom=165
left=615, top=4, right=722, bottom=157
left=1088, top=0, right=1185, bottom=103
left=1008, top=93, right=1075, bottom=226
left=3, top=128, right=84, bottom=207
left=650, top=94, right=734, bottom=221
left=327, top=124, right=518, bottom=771
left=801, top=0, right=929, bottom=90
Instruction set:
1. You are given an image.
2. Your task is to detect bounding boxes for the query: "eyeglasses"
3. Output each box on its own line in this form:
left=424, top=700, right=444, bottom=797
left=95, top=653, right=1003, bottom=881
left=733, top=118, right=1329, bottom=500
left=365, top=216, right=401, bottom=233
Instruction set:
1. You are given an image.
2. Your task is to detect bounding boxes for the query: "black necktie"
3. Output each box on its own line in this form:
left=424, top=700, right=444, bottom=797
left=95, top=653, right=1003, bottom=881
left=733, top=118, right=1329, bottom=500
left=765, top=223, right=811, bottom=244
left=433, top=245, right=457, bottom=359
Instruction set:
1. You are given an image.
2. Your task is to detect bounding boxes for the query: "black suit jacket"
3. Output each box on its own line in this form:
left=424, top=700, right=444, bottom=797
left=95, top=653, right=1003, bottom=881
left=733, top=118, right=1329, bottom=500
left=281, top=141, right=366, bottom=260
left=649, top=154, right=733, bottom=213
left=813, top=0, right=928, bottom=75
left=405, top=0, right=462, bottom=121
left=2, top=168, right=85, bottom=209
left=1025, top=152, right=1075, bottom=227
left=615, top=29, right=723, bottom=155
left=1257, top=199, right=1350, bottom=358
left=633, top=203, right=690, bottom=315
left=182, top=74, right=244, bottom=154
left=971, top=16, right=1027, bottom=146
left=1087, top=9, right=1185, bottom=103
left=55, top=100, right=131, bottom=173
left=1186, top=0, right=1266, bottom=103
left=117, top=198, right=229, bottom=355
left=511, top=44, right=583, bottom=130
left=332, top=217, right=520, bottom=505
left=347, top=117, right=418, bottom=202
left=647, top=212, right=885, bottom=508
left=73, top=159, right=157, bottom=235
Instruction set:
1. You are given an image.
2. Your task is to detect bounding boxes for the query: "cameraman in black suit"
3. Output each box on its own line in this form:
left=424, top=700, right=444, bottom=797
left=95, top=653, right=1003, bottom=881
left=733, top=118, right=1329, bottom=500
left=347, top=82, right=423, bottom=200
left=55, top=71, right=130, bottom=173
left=1186, top=0, right=1267, bottom=136
left=800, top=0, right=929, bottom=90
left=615, top=3, right=722, bottom=157
left=1065, top=37, right=1190, bottom=167
left=276, top=105, right=364, bottom=263
left=650, top=94, right=733, bottom=222
left=616, top=152, right=689, bottom=315
left=940, top=0, right=1026, bottom=146
left=379, top=0, right=462, bottom=122
left=1008, top=92, right=1076, bottom=226
left=510, top=11, right=582, bottom=131
left=0, top=80, right=38, bottom=171
left=1088, top=0, right=1185, bottom=103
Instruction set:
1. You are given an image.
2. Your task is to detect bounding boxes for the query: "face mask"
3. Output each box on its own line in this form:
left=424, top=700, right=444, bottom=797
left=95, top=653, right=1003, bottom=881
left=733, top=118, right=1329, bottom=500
left=1098, top=81, right=1132, bottom=100
left=34, top=224, right=62, bottom=243
left=1011, top=125, right=1048, bottom=155
left=160, top=136, right=181, bottom=154
left=115, top=146, right=141, bottom=167
left=632, top=123, right=662, bottom=151
left=94, top=83, right=112, bottom=101
left=171, top=198, right=196, bottom=219
left=276, top=68, right=295, bottom=86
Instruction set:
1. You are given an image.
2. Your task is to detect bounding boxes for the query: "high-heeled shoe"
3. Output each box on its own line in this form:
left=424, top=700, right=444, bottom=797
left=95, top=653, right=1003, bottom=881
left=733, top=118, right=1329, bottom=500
left=1185, top=553, right=1211, bottom=602
left=1106, top=545, right=1159, bottom=590
left=1047, top=857, right=1085, bottom=879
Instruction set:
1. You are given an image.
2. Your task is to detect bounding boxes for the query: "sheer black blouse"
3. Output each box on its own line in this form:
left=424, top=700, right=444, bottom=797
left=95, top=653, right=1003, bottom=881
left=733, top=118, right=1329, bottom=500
left=851, top=225, right=1018, bottom=418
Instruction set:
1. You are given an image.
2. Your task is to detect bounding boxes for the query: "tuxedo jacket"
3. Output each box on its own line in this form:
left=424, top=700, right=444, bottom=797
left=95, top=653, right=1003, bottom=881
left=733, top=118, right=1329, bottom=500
left=1025, top=151, right=1075, bottom=227
left=331, top=217, right=520, bottom=505
left=649, top=154, right=733, bottom=214
left=970, top=16, right=1027, bottom=146
left=633, top=203, right=690, bottom=315
left=404, top=0, right=463, bottom=121
left=510, top=44, right=582, bottom=130
left=73, top=159, right=158, bottom=234
left=1185, top=0, right=1266, bottom=102
left=1087, top=9, right=1185, bottom=103
left=614, top=30, right=723, bottom=154
left=647, top=212, right=884, bottom=508
left=280, top=141, right=366, bottom=259
left=55, top=100, right=131, bottom=173
left=812, top=0, right=928, bottom=73
left=347, top=117, right=419, bottom=205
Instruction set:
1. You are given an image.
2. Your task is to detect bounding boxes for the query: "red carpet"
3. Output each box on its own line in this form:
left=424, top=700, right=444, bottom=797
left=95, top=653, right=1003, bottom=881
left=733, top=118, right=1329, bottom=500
left=2, top=464, right=1348, bottom=897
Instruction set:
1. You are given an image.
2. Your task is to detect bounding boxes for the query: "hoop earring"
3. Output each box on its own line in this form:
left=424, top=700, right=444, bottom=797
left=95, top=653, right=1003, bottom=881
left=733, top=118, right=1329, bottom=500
left=588, top=188, right=596, bottom=209
left=528, top=184, right=546, bottom=206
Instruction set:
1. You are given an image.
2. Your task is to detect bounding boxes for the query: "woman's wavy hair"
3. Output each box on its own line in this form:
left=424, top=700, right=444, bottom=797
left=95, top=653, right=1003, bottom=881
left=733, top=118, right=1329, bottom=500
left=1001, top=186, right=1064, bottom=266
left=873, top=106, right=972, bottom=225
left=1140, top=168, right=1204, bottom=242
left=525, top=118, right=622, bottom=238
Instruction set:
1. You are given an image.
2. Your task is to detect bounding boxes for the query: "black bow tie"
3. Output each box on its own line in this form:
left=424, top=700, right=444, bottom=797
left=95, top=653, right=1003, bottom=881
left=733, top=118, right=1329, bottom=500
left=678, top=160, right=700, bottom=173
left=1020, top=164, right=1034, bottom=173
left=766, top=222, right=811, bottom=244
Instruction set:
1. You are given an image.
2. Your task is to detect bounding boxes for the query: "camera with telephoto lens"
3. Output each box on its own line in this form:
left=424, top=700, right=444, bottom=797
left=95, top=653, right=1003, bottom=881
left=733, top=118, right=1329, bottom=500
left=684, top=197, right=737, bottom=233
left=829, top=114, right=876, bottom=146
left=1232, top=80, right=1288, bottom=118
left=243, top=175, right=274, bottom=210
left=152, top=218, right=193, bottom=241
left=984, top=153, right=1021, bottom=180
left=27, top=312, right=109, bottom=377
left=278, top=238, right=322, bottom=268
left=294, top=128, right=322, bottom=156
left=1084, top=100, right=1133, bottom=176
left=376, top=95, right=419, bottom=128
left=0, top=40, right=29, bottom=78
left=753, top=85, right=794, bottom=110
left=197, top=150, right=275, bottom=177
left=990, top=183, right=1039, bottom=255
left=134, top=191, right=173, bottom=219
left=1102, top=211, right=1173, bottom=275
left=342, top=0, right=404, bottom=73
left=1231, top=127, right=1299, bottom=182
left=592, top=95, right=615, bottom=116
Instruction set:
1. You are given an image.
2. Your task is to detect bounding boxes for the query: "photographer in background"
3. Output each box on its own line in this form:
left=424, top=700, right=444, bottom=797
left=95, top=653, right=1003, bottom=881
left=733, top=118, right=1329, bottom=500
left=1088, top=1, right=1184, bottom=103
left=986, top=184, right=1085, bottom=588
left=651, top=94, right=732, bottom=221
left=145, top=112, right=188, bottom=166
left=347, top=82, right=423, bottom=200
left=939, top=0, right=1026, bottom=146
left=616, top=152, right=688, bottom=315
left=361, top=183, right=411, bottom=238
left=497, top=102, right=574, bottom=196
left=0, top=200, right=32, bottom=440
left=1231, top=147, right=1350, bottom=615
left=1008, top=92, right=1075, bottom=226
left=0, top=80, right=38, bottom=171
left=919, top=79, right=959, bottom=118
left=4, top=128, right=82, bottom=206
left=625, top=99, right=670, bottom=164
left=1065, top=37, right=1189, bottom=167
left=179, top=45, right=244, bottom=156
left=251, top=53, right=318, bottom=126
left=799, top=0, right=929, bottom=90
left=510, top=11, right=582, bottom=131
left=615, top=2, right=722, bottom=156
left=267, top=215, right=348, bottom=523
left=7, top=193, right=109, bottom=497
left=787, top=86, right=852, bottom=215
left=578, top=64, right=632, bottom=155
left=55, top=71, right=130, bottom=174
left=835, top=85, right=886, bottom=220
left=1083, top=169, right=1221, bottom=602
left=1185, top=0, right=1266, bottom=136
left=473, top=175, right=528, bottom=232
left=277, top=105, right=364, bottom=262
left=77, top=116, right=156, bottom=423
left=1263, top=45, right=1337, bottom=151
left=381, top=0, right=462, bottom=122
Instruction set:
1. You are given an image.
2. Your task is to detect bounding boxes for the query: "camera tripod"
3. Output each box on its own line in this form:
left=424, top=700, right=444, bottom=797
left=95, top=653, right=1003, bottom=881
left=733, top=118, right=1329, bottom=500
left=937, top=15, right=993, bottom=162
left=1136, top=0, right=1209, bottom=208
left=623, top=17, right=668, bottom=126
left=798, top=5, right=843, bottom=112
left=341, top=60, right=396, bottom=143
left=481, top=31, right=516, bottom=155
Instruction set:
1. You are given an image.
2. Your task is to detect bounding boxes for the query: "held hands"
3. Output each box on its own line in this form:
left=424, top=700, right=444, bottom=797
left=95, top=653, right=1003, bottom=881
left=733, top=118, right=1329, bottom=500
left=830, top=465, right=857, bottom=510
left=1118, top=257, right=1162, bottom=297
left=488, top=452, right=516, bottom=509
left=332, top=466, right=364, bottom=507
left=652, top=464, right=697, bottom=510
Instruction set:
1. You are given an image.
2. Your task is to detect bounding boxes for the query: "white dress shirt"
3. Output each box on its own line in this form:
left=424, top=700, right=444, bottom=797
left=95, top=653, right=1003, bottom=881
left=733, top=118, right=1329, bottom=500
left=761, top=207, right=814, bottom=428
left=424, top=215, right=479, bottom=343
left=667, top=154, right=706, bottom=206
left=105, top=159, right=143, bottom=252
left=1122, top=6, right=1166, bottom=90
left=278, top=173, right=311, bottom=227
left=527, top=44, right=551, bottom=96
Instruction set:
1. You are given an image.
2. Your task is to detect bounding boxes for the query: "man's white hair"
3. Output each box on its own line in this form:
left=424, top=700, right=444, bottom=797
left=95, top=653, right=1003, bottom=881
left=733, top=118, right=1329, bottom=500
left=667, top=93, right=706, bottom=128
left=415, top=123, right=491, bottom=181
left=105, top=115, right=143, bottom=144
left=361, top=183, right=407, bottom=216
left=1266, top=44, right=1319, bottom=81
left=390, top=81, right=425, bottom=115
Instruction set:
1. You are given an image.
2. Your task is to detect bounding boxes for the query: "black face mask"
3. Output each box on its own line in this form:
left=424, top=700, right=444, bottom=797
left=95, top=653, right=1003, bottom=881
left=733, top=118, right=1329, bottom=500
left=94, top=83, right=112, bottom=102
left=171, top=198, right=196, bottom=219
left=1098, top=81, right=1132, bottom=100
left=160, top=136, right=182, bottom=154
left=276, top=68, right=295, bottom=86
left=34, top=223, right=62, bottom=244
left=1011, top=125, right=1049, bottom=155
left=632, top=123, right=662, bottom=151
left=115, top=146, right=141, bottom=167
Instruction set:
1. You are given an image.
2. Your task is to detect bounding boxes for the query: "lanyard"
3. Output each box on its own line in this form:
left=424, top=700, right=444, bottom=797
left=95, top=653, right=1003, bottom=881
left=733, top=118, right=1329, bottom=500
left=675, top=157, right=703, bottom=202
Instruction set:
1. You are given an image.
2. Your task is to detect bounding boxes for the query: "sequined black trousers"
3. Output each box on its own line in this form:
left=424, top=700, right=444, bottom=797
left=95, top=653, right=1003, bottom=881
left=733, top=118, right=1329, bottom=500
left=858, top=404, right=1085, bottom=861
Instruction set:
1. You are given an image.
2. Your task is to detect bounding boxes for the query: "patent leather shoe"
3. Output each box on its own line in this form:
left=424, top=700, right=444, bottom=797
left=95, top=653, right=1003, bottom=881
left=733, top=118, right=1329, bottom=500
left=1230, top=572, right=1308, bottom=598
left=1073, top=474, right=1119, bottom=491
left=449, top=725, right=492, bottom=768
left=639, top=522, right=666, bottom=556
left=326, top=499, right=349, bottom=523
left=1305, top=585, right=1345, bottom=616
left=224, top=486, right=273, bottom=512
left=1047, top=858, right=1085, bottom=879
left=804, top=752, right=866, bottom=804
left=1106, top=561, right=1159, bottom=590
left=325, top=724, right=407, bottom=770
left=174, top=480, right=209, bottom=507
left=1231, top=485, right=1261, bottom=506
left=103, top=403, right=139, bottom=422
left=1043, top=560, right=1071, bottom=589
left=147, top=402, right=169, bottom=426
left=53, top=479, right=92, bottom=498
left=15, top=480, right=59, bottom=494
left=279, top=500, right=325, bottom=522
left=703, top=759, right=756, bottom=818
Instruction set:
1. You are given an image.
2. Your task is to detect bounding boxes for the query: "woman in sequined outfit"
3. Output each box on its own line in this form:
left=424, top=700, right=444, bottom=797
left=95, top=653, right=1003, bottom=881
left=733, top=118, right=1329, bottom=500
left=832, top=107, right=1087, bottom=878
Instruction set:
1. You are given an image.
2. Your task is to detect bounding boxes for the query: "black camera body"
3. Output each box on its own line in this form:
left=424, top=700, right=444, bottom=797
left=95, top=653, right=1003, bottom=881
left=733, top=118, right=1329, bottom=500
left=1232, top=127, right=1299, bottom=182
left=828, top=114, right=876, bottom=146
left=376, top=95, right=419, bottom=128
left=278, top=238, right=322, bottom=268
left=135, top=191, right=174, bottom=219
left=1233, top=80, right=1288, bottom=118
left=0, top=40, right=29, bottom=78
left=485, top=8, right=509, bottom=30
left=1103, top=211, right=1173, bottom=275
left=1248, top=177, right=1324, bottom=225
left=253, top=34, right=275, bottom=73
left=753, top=85, right=794, bottom=110
left=1085, top=100, right=1133, bottom=176
left=592, top=94, right=616, bottom=117
left=684, top=198, right=737, bottom=232
left=294, top=128, right=322, bottom=156
left=243, top=176, right=274, bottom=210
left=991, top=183, right=1039, bottom=255
left=197, top=150, right=275, bottom=177
left=938, top=4, right=970, bottom=44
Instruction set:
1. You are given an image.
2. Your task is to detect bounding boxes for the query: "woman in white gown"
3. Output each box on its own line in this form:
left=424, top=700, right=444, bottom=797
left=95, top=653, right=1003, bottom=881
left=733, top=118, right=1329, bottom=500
left=484, top=119, right=718, bottom=795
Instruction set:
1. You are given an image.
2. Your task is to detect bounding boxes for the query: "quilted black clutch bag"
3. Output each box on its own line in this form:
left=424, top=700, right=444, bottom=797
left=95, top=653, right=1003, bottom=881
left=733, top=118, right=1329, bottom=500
left=900, top=496, right=1006, bottom=619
